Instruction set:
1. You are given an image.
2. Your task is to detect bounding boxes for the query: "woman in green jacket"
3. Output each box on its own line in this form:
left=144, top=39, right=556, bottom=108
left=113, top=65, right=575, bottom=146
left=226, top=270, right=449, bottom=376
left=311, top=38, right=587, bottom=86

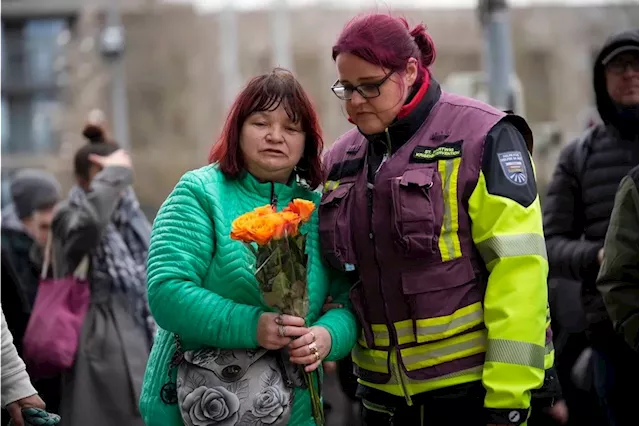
left=139, top=68, right=357, bottom=426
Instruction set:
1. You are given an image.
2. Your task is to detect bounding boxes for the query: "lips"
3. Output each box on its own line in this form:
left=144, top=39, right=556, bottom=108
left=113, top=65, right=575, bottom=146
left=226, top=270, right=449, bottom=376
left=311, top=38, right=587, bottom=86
left=262, top=149, right=285, bottom=156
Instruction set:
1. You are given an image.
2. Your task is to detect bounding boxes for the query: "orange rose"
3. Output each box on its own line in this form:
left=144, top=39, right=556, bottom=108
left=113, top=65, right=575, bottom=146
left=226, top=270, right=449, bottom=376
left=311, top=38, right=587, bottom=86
left=254, top=205, right=275, bottom=216
left=284, top=199, right=315, bottom=223
left=230, top=211, right=259, bottom=243
left=278, top=211, right=302, bottom=237
left=248, top=215, right=282, bottom=245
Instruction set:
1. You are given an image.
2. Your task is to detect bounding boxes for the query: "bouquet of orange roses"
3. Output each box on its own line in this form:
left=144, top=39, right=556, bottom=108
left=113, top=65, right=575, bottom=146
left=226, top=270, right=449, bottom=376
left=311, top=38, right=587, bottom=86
left=230, top=199, right=324, bottom=425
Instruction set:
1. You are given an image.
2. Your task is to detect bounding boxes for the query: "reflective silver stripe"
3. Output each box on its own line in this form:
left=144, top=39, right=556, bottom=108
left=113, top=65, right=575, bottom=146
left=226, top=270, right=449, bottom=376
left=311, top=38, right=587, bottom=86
left=396, top=308, right=484, bottom=340
left=373, top=329, right=389, bottom=345
left=485, top=338, right=545, bottom=369
left=476, top=233, right=547, bottom=264
left=545, top=342, right=554, bottom=355
left=440, top=159, right=456, bottom=260
left=402, top=335, right=487, bottom=368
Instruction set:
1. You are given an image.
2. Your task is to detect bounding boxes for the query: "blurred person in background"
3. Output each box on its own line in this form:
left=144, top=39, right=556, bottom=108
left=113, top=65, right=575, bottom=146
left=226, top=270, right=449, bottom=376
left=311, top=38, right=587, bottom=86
left=51, top=121, right=153, bottom=426
left=139, top=68, right=357, bottom=426
left=543, top=29, right=638, bottom=426
left=1, top=169, right=60, bottom=321
left=597, top=166, right=640, bottom=352
left=320, top=13, right=564, bottom=426
left=0, top=170, right=62, bottom=421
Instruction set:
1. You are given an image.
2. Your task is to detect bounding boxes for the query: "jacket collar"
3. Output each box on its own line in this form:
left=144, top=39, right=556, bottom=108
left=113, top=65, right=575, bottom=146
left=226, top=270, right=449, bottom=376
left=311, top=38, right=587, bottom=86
left=236, top=169, right=297, bottom=206
left=363, top=75, right=442, bottom=157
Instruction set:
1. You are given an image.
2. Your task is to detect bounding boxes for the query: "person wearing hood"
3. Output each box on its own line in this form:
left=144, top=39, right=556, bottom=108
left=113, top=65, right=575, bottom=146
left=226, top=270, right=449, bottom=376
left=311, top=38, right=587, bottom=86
left=544, top=29, right=638, bottom=426
left=1, top=169, right=61, bottom=314
left=0, top=170, right=61, bottom=426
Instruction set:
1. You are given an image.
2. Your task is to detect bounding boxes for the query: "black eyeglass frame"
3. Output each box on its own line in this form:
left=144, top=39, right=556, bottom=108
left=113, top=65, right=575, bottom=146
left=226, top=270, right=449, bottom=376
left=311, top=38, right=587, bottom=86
left=330, top=70, right=396, bottom=100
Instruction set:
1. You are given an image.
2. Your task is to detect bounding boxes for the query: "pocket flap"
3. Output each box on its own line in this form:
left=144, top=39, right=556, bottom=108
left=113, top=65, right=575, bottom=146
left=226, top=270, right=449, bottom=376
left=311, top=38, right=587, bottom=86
left=400, top=168, right=434, bottom=188
left=320, top=182, right=354, bottom=205
left=402, top=257, right=475, bottom=294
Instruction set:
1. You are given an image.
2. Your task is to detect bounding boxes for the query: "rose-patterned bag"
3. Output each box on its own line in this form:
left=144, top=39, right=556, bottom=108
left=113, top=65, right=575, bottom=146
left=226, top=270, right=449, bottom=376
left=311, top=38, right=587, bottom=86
left=174, top=345, right=303, bottom=426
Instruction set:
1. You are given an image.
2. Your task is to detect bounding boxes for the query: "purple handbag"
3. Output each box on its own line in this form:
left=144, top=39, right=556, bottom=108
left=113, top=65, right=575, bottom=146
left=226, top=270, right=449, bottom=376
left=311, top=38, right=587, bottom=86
left=22, top=235, right=90, bottom=378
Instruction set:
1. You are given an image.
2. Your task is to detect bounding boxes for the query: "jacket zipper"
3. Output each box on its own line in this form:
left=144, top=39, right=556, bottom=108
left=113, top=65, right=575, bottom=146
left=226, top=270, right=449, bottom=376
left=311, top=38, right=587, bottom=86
left=370, top=128, right=412, bottom=406
left=270, top=182, right=277, bottom=209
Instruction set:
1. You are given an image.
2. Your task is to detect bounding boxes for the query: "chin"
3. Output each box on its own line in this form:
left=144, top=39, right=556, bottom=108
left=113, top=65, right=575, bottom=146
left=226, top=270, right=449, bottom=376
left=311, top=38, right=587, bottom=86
left=620, top=95, right=639, bottom=106
left=259, top=159, right=292, bottom=172
left=355, top=120, right=385, bottom=135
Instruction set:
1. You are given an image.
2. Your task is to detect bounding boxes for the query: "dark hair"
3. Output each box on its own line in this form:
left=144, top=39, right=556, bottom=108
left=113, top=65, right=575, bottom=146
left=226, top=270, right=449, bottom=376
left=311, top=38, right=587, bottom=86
left=209, top=68, right=324, bottom=189
left=74, top=123, right=119, bottom=180
left=332, top=13, right=436, bottom=86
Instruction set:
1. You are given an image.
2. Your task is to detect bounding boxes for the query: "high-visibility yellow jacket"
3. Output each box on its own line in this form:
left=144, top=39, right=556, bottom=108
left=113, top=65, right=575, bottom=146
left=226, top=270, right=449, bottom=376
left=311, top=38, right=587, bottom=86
left=320, top=87, right=550, bottom=424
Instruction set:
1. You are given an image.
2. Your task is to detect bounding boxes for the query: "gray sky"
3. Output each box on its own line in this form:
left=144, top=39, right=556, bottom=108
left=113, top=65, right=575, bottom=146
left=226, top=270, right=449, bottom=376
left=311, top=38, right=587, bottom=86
left=167, top=0, right=634, bottom=12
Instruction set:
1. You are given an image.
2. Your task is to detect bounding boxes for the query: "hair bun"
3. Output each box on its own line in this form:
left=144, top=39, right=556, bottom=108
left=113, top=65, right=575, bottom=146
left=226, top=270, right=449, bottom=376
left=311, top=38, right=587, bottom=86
left=82, top=123, right=106, bottom=144
left=410, top=23, right=436, bottom=68
left=82, top=109, right=108, bottom=144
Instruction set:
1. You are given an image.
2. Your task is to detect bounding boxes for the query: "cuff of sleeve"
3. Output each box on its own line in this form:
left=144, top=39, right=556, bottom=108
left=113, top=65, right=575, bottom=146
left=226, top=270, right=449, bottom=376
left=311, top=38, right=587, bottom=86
left=313, top=319, right=341, bottom=362
left=1, top=371, right=37, bottom=408
left=247, top=308, right=264, bottom=348
left=485, top=408, right=530, bottom=425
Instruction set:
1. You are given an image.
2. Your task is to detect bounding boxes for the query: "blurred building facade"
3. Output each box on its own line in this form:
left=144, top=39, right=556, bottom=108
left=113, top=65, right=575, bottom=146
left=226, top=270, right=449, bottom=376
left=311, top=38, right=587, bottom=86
left=2, top=0, right=638, bottom=211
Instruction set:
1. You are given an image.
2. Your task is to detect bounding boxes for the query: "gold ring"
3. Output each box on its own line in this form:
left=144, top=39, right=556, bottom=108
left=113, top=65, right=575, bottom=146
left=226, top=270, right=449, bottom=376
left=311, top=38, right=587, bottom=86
left=308, top=342, right=318, bottom=354
left=314, top=352, right=320, bottom=362
left=309, top=331, right=316, bottom=342
left=278, top=325, right=286, bottom=337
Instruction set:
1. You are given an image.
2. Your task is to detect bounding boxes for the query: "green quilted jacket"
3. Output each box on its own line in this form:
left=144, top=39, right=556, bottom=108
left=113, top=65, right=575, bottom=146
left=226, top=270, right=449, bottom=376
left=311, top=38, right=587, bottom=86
left=139, top=165, right=357, bottom=426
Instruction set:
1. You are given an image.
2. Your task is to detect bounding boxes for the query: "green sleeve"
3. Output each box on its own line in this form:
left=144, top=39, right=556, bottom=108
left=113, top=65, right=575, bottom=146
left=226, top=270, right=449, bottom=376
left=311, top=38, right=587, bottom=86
left=313, top=271, right=357, bottom=362
left=147, top=171, right=263, bottom=349
left=597, top=175, right=639, bottom=352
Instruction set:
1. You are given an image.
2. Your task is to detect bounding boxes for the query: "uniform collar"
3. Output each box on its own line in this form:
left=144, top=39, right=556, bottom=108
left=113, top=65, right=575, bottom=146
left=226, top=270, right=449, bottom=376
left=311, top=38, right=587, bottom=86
left=364, top=75, right=442, bottom=156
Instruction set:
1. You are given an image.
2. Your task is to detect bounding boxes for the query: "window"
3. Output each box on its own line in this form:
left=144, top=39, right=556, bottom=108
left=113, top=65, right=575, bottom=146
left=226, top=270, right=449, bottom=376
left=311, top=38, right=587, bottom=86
left=1, top=18, right=69, bottom=154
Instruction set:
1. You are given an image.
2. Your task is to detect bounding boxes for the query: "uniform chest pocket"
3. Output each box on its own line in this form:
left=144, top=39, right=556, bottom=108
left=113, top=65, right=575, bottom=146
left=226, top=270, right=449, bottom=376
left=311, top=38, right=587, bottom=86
left=390, top=168, right=438, bottom=257
left=318, top=181, right=357, bottom=271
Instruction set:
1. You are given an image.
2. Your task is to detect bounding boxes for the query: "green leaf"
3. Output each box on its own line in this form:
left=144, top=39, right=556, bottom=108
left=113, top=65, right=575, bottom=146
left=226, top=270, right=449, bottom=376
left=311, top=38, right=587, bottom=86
left=262, top=271, right=291, bottom=311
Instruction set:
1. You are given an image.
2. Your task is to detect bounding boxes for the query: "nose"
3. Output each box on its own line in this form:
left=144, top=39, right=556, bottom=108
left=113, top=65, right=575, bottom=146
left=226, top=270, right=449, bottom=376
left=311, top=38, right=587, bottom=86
left=622, top=64, right=638, bottom=78
left=266, top=124, right=285, bottom=143
left=349, top=90, right=367, bottom=107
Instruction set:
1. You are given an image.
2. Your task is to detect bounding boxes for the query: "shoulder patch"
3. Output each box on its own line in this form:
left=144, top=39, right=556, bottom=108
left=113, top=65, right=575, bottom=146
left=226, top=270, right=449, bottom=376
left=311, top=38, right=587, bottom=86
left=482, top=120, right=537, bottom=207
left=411, top=141, right=462, bottom=163
left=497, top=151, right=528, bottom=186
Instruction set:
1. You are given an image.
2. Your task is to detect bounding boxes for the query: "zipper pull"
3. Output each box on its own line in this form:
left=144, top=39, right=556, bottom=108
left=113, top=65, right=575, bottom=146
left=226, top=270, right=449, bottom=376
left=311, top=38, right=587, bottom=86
left=270, top=182, right=277, bottom=210
left=384, top=128, right=392, bottom=155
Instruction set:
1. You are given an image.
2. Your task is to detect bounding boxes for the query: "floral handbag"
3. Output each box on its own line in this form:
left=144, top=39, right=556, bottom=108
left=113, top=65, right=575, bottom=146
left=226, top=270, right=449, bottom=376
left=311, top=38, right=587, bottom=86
left=165, top=336, right=304, bottom=426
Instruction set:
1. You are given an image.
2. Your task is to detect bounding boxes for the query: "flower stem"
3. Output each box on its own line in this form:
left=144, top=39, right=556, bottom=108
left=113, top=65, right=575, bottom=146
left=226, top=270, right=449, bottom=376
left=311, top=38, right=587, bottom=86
left=303, top=370, right=324, bottom=426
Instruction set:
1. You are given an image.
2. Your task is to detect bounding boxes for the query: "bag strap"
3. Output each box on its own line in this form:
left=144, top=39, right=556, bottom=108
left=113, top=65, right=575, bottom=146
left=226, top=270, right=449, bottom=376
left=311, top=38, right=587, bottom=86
left=40, top=232, right=53, bottom=280
left=572, top=127, right=595, bottom=184
left=73, top=256, right=90, bottom=280
left=40, top=232, right=89, bottom=280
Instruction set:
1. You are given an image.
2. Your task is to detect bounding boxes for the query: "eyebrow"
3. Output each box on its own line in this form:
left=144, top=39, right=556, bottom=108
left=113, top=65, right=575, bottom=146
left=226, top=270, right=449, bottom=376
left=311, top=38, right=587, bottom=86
left=339, top=75, right=386, bottom=84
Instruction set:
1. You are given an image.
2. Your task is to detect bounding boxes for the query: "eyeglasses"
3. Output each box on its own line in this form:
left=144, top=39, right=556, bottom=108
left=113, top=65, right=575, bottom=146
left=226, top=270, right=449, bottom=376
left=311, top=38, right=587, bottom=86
left=331, top=71, right=395, bottom=101
left=606, top=57, right=639, bottom=75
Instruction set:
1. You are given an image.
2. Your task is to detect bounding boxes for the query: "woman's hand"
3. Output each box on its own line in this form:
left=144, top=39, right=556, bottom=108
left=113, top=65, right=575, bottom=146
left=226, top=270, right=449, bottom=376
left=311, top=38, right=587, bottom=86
left=288, top=326, right=332, bottom=373
left=6, top=394, right=46, bottom=426
left=257, top=313, right=309, bottom=350
left=89, top=149, right=132, bottom=169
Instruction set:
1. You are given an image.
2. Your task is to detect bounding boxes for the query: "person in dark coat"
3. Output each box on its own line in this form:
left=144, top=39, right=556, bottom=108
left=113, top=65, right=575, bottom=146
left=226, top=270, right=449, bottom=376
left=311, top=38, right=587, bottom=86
left=1, top=169, right=60, bottom=313
left=1, top=170, right=62, bottom=424
left=596, top=166, right=638, bottom=353
left=544, top=29, right=638, bottom=426
left=52, top=122, right=153, bottom=426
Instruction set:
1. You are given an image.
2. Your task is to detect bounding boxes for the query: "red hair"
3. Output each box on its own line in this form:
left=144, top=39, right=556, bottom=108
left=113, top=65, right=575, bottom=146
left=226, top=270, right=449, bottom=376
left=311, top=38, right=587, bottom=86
left=332, top=13, right=436, bottom=87
left=209, top=68, right=324, bottom=188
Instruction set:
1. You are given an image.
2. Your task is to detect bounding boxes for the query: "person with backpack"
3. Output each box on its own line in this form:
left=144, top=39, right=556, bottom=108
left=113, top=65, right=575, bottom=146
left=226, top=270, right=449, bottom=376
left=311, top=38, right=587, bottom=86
left=544, top=29, right=638, bottom=426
